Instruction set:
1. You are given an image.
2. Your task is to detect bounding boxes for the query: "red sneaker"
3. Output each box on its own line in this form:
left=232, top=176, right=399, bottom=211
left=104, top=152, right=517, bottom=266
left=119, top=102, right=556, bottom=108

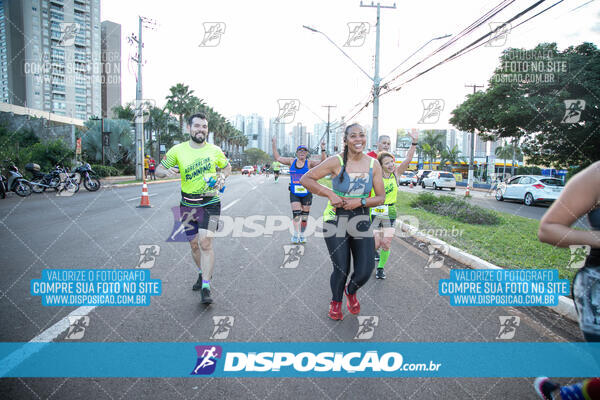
left=345, top=286, right=360, bottom=314
left=328, top=300, right=344, bottom=320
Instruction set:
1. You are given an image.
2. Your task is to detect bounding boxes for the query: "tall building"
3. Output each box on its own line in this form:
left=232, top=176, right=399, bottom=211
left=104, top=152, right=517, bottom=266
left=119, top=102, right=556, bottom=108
left=100, top=20, right=120, bottom=118
left=244, top=113, right=264, bottom=149
left=1, top=0, right=101, bottom=120
left=269, top=117, right=285, bottom=155
left=291, top=122, right=307, bottom=150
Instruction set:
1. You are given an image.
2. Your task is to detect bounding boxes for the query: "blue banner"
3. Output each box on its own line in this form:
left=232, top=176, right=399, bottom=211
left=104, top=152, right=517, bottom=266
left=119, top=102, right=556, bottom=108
left=1, top=342, right=599, bottom=378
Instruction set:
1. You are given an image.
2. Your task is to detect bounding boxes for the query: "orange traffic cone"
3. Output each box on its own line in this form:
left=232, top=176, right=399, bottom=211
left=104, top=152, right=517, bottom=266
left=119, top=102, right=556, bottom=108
left=137, top=179, right=152, bottom=208
left=409, top=181, right=414, bottom=188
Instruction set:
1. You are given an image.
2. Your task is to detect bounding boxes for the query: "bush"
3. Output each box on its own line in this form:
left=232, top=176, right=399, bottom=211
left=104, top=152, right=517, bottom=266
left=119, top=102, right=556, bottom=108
left=410, top=193, right=501, bottom=225
left=29, top=139, right=74, bottom=171
left=90, top=164, right=120, bottom=177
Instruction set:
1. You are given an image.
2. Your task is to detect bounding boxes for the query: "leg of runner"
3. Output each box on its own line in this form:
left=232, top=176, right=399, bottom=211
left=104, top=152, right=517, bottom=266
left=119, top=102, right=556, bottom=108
left=291, top=203, right=302, bottom=243
left=376, top=226, right=394, bottom=279
left=299, top=207, right=310, bottom=243
left=190, top=238, right=203, bottom=290
left=324, top=226, right=351, bottom=320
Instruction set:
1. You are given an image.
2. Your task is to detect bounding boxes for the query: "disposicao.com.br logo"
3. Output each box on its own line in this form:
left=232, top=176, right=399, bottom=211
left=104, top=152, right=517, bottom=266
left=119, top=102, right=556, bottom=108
left=191, top=346, right=442, bottom=375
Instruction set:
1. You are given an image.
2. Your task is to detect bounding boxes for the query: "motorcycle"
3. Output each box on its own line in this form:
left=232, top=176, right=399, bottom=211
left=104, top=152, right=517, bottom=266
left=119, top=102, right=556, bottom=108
left=70, top=162, right=101, bottom=191
left=27, top=164, right=78, bottom=194
left=1, top=162, right=32, bottom=197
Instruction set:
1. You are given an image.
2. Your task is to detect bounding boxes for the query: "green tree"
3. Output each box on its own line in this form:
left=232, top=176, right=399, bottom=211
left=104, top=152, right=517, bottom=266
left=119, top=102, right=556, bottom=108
left=244, top=148, right=270, bottom=165
left=165, top=83, right=201, bottom=134
left=439, top=145, right=464, bottom=171
left=451, top=42, right=600, bottom=169
left=81, top=119, right=135, bottom=164
left=420, top=130, right=446, bottom=168
left=111, top=103, right=136, bottom=121
left=495, top=142, right=523, bottom=177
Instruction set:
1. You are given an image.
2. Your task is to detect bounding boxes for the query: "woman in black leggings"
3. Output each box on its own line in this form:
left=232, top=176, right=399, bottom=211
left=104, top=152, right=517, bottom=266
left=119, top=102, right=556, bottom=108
left=300, top=123, right=385, bottom=320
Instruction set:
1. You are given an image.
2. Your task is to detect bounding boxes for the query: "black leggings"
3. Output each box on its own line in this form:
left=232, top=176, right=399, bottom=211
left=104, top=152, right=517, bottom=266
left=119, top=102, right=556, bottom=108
left=324, top=208, right=375, bottom=302
left=573, top=252, right=600, bottom=342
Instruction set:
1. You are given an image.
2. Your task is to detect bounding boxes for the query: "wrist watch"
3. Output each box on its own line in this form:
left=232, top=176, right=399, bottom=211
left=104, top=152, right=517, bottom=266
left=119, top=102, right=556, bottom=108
left=361, top=198, right=367, bottom=207
left=411, top=142, right=418, bottom=146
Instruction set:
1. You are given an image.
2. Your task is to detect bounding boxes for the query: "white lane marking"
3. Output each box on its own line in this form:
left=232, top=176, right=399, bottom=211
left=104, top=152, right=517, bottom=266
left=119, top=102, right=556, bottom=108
left=126, top=193, right=158, bottom=201
left=221, top=199, right=240, bottom=211
left=0, top=305, right=96, bottom=377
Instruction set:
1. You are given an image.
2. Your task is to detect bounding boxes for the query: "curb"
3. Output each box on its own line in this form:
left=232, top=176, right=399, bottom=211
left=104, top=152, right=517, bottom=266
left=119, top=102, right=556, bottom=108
left=396, top=221, right=579, bottom=323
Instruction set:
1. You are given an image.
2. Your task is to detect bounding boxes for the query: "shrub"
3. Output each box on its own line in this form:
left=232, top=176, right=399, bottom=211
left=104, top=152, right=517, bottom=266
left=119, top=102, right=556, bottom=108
left=90, top=164, right=120, bottom=177
left=410, top=193, right=501, bottom=225
left=29, top=139, right=75, bottom=171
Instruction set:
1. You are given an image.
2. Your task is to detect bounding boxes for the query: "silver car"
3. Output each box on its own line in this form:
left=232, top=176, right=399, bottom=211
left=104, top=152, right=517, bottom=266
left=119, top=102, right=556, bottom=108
left=422, top=171, right=456, bottom=191
left=495, top=175, right=564, bottom=206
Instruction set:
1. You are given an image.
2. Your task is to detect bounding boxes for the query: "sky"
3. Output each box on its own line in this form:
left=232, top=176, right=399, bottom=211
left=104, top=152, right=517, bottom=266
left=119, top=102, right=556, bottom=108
left=101, top=0, right=600, bottom=143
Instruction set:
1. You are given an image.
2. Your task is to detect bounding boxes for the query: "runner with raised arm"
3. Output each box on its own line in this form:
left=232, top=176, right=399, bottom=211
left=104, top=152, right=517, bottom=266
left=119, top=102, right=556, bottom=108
left=272, top=136, right=327, bottom=243
left=155, top=112, right=231, bottom=304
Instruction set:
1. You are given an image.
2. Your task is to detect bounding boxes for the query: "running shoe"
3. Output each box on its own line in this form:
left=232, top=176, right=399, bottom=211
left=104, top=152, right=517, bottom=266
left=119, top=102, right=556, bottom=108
left=328, top=300, right=343, bottom=320
left=299, top=234, right=306, bottom=243
left=192, top=272, right=203, bottom=291
left=344, top=286, right=360, bottom=314
left=534, top=377, right=559, bottom=400
left=375, top=268, right=386, bottom=279
left=201, top=287, right=213, bottom=304
left=291, top=233, right=299, bottom=244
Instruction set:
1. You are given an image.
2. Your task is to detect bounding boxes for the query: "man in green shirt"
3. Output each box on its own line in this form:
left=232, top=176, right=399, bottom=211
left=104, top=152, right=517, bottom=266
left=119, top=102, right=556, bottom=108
left=156, top=112, right=231, bottom=304
left=272, top=160, right=281, bottom=182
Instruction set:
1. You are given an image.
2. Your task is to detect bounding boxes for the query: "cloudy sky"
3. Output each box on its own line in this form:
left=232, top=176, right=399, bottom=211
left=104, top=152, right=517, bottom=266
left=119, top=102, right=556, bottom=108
left=101, top=0, right=600, bottom=139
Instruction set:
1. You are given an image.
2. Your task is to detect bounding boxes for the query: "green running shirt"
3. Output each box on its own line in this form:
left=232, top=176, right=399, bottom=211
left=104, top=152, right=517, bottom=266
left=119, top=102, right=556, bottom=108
left=161, top=142, right=228, bottom=202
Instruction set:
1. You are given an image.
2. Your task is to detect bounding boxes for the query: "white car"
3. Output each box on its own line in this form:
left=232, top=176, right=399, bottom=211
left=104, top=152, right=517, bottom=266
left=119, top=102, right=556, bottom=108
left=241, top=166, right=255, bottom=175
left=280, top=167, right=290, bottom=175
left=422, top=171, right=456, bottom=191
left=495, top=175, right=564, bottom=206
left=398, top=171, right=415, bottom=186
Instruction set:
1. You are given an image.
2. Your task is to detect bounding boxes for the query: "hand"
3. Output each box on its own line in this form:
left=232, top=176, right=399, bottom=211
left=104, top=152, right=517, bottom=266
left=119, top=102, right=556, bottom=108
left=328, top=193, right=345, bottom=208
left=272, top=136, right=277, bottom=145
left=409, top=129, right=419, bottom=143
left=214, top=174, right=226, bottom=190
left=168, top=166, right=179, bottom=176
left=342, top=198, right=361, bottom=210
left=320, top=141, right=326, bottom=151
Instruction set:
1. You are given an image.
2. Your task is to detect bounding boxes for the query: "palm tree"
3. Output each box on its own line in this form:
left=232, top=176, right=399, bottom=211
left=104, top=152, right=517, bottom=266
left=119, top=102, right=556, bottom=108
left=495, top=141, right=523, bottom=178
left=420, top=130, right=446, bottom=168
left=165, top=83, right=197, bottom=134
left=112, top=103, right=136, bottom=121
left=439, top=145, right=464, bottom=171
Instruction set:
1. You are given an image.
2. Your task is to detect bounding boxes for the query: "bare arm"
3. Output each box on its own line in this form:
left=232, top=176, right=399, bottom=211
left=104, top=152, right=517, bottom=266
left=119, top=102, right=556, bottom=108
left=308, top=141, right=327, bottom=168
left=299, top=156, right=345, bottom=207
left=538, top=161, right=600, bottom=248
left=394, top=130, right=418, bottom=176
left=155, top=164, right=179, bottom=179
left=214, top=162, right=232, bottom=190
left=271, top=137, right=294, bottom=166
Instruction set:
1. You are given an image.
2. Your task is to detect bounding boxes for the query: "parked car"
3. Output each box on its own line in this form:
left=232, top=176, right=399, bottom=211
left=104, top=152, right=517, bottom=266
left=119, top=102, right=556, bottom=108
left=495, top=175, right=564, bottom=206
left=422, top=171, right=456, bottom=191
left=413, top=169, right=433, bottom=186
left=280, top=167, right=290, bottom=175
left=398, top=171, right=415, bottom=186
left=241, top=166, right=255, bottom=175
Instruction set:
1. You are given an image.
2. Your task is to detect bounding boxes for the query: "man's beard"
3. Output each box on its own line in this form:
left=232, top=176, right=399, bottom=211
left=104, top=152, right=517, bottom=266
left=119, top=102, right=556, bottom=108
left=191, top=132, right=206, bottom=144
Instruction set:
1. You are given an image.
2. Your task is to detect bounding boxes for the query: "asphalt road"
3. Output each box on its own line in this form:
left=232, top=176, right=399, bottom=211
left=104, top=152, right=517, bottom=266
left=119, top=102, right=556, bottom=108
left=0, top=174, right=586, bottom=399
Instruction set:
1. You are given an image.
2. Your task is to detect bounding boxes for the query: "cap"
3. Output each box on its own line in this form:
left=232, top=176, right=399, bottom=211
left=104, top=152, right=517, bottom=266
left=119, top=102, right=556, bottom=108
left=296, top=145, right=308, bottom=152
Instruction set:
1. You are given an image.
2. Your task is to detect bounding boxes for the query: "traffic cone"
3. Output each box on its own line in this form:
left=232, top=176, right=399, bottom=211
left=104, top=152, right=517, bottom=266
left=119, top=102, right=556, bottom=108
left=137, top=179, right=152, bottom=208
left=409, top=181, right=414, bottom=188
left=465, top=184, right=470, bottom=197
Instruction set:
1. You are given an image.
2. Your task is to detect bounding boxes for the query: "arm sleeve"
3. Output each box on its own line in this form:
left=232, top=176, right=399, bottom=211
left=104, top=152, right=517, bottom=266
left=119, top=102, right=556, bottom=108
left=161, top=147, right=177, bottom=169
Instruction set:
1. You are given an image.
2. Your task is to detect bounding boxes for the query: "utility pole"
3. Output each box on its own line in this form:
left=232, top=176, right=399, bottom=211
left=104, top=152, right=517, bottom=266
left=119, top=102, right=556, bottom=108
left=360, top=1, right=396, bottom=139
left=322, top=105, right=336, bottom=153
left=464, top=84, right=484, bottom=196
left=129, top=16, right=157, bottom=180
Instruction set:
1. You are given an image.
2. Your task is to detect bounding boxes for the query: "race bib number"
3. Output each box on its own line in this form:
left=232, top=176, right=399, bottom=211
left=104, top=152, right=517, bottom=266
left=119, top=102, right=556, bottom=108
left=371, top=205, right=389, bottom=216
left=294, top=185, right=307, bottom=194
